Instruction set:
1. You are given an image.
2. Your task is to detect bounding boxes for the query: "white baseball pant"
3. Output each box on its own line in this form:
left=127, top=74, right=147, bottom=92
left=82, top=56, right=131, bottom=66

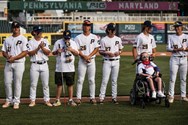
left=169, top=56, right=187, bottom=97
left=76, top=58, right=96, bottom=100
left=4, top=62, right=25, bottom=104
left=99, top=60, right=120, bottom=100
left=29, top=62, right=50, bottom=102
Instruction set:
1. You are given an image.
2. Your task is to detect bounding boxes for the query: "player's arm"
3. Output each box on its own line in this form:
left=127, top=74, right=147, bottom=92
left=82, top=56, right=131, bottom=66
left=151, top=48, right=156, bottom=57
left=39, top=42, right=51, bottom=55
left=88, top=47, right=99, bottom=59
left=28, top=47, right=40, bottom=56
left=67, top=47, right=79, bottom=56
left=132, top=47, right=137, bottom=60
left=8, top=51, right=28, bottom=63
left=2, top=51, right=11, bottom=59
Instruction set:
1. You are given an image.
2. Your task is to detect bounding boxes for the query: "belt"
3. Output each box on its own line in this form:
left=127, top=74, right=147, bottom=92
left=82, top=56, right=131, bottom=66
left=33, top=61, right=46, bottom=64
left=173, top=56, right=187, bottom=58
left=104, top=59, right=119, bottom=61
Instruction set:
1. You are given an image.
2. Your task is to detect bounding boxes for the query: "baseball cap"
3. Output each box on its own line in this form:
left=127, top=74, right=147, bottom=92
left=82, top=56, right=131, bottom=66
left=106, top=23, right=116, bottom=30
left=11, top=21, right=20, bottom=28
left=173, top=21, right=183, bottom=27
left=83, top=20, right=91, bottom=26
left=143, top=20, right=154, bottom=27
left=33, top=25, right=43, bottom=32
left=63, top=30, right=71, bottom=39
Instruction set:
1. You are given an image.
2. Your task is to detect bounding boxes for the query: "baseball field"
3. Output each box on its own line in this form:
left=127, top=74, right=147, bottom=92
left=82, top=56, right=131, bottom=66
left=0, top=44, right=188, bottom=125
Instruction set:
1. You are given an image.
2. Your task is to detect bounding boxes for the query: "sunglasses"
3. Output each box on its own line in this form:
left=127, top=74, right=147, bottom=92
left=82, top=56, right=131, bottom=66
left=142, top=56, right=149, bottom=59
left=83, top=24, right=91, bottom=26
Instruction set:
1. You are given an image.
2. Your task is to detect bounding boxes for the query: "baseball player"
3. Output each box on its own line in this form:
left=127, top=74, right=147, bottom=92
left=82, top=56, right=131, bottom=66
left=167, top=21, right=188, bottom=103
left=75, top=20, right=100, bottom=105
left=1, top=22, right=28, bottom=109
left=132, top=20, right=156, bottom=61
left=52, top=30, right=79, bottom=107
left=99, top=23, right=123, bottom=104
left=28, top=25, right=52, bottom=107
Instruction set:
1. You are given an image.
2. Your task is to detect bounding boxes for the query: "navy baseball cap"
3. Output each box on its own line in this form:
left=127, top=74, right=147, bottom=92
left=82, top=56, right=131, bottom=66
left=173, top=21, right=183, bottom=27
left=83, top=20, right=91, bottom=26
left=33, top=25, right=43, bottom=32
left=11, top=21, right=20, bottom=28
left=63, top=30, right=71, bottom=39
left=143, top=20, right=154, bottom=27
left=106, top=23, right=116, bottom=30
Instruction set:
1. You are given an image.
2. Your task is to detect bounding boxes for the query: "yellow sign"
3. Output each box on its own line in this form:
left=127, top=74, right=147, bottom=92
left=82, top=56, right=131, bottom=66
left=0, top=33, right=52, bottom=46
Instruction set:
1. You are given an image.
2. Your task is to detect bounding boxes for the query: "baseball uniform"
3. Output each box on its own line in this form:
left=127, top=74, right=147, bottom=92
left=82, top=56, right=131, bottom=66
left=28, top=37, right=51, bottom=102
left=2, top=34, right=28, bottom=105
left=99, top=35, right=123, bottom=101
left=75, top=33, right=100, bottom=100
left=167, top=33, right=188, bottom=98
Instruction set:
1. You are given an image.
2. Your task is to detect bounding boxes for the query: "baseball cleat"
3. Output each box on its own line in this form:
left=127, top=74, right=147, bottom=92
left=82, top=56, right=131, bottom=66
left=181, top=97, right=188, bottom=102
left=90, top=99, right=97, bottom=105
left=68, top=100, right=77, bottom=107
left=13, top=103, right=19, bottom=109
left=53, top=100, right=61, bottom=107
left=112, top=98, right=119, bottom=104
left=99, top=99, right=104, bottom=104
left=45, top=101, right=53, bottom=107
left=29, top=101, right=36, bottom=107
left=2, top=102, right=11, bottom=108
left=75, top=99, right=81, bottom=105
left=168, top=96, right=174, bottom=103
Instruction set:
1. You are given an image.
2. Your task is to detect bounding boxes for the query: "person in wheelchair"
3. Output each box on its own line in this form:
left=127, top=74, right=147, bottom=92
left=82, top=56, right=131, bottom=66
left=137, top=52, right=166, bottom=99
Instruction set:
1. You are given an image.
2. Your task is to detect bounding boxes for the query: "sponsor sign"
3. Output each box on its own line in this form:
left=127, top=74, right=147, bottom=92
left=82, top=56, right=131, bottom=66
left=119, top=24, right=141, bottom=33
left=9, top=1, right=178, bottom=11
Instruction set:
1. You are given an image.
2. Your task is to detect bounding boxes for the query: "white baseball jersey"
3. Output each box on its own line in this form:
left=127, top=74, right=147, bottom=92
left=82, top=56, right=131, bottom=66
left=74, top=33, right=100, bottom=58
left=167, top=33, right=188, bottom=56
left=99, top=35, right=123, bottom=59
left=2, top=35, right=28, bottom=62
left=133, top=33, right=156, bottom=55
left=138, top=62, right=157, bottom=75
left=52, top=39, right=78, bottom=72
left=28, top=38, right=50, bottom=62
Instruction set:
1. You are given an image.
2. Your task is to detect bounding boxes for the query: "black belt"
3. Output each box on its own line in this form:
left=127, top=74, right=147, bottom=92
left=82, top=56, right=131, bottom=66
left=104, top=59, right=119, bottom=61
left=33, top=61, right=46, bottom=64
left=174, top=56, right=187, bottom=58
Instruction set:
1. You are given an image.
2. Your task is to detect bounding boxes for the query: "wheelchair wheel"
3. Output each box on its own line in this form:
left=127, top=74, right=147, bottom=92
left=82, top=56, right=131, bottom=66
left=141, top=100, right=145, bottom=109
left=165, top=98, right=170, bottom=108
left=130, top=89, right=137, bottom=105
left=155, top=98, right=161, bottom=104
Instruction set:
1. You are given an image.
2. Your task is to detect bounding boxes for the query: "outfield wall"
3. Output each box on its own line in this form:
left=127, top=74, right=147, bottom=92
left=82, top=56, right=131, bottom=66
left=0, top=22, right=188, bottom=46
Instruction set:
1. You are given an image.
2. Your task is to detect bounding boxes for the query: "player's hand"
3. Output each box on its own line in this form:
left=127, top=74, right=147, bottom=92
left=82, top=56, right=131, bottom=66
left=57, top=48, right=62, bottom=54
left=39, top=42, right=45, bottom=48
left=106, top=51, right=115, bottom=57
left=114, top=51, right=120, bottom=56
left=8, top=56, right=15, bottom=63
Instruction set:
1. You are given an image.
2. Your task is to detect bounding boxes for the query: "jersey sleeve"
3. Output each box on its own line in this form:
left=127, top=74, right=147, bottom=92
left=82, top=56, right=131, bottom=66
left=43, top=39, right=51, bottom=51
left=52, top=41, right=59, bottom=52
left=22, top=36, right=29, bottom=51
left=74, top=36, right=81, bottom=50
left=99, top=38, right=105, bottom=51
left=1, top=38, right=7, bottom=52
left=71, top=40, right=79, bottom=53
left=133, top=35, right=139, bottom=47
left=166, top=35, right=173, bottom=51
left=119, top=37, right=124, bottom=50
left=94, top=35, right=100, bottom=48
left=151, top=36, right=157, bottom=49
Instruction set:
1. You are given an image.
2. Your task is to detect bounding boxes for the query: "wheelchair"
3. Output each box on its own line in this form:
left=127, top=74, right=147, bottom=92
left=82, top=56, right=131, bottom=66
left=129, top=74, right=170, bottom=109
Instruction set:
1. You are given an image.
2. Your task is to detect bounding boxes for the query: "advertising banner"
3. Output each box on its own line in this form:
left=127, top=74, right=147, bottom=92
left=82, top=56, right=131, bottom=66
left=67, top=23, right=83, bottom=33
left=167, top=24, right=188, bottom=33
left=152, top=23, right=165, bottom=33
left=119, top=24, right=141, bottom=33
left=9, top=1, right=178, bottom=11
left=153, top=33, right=165, bottom=43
